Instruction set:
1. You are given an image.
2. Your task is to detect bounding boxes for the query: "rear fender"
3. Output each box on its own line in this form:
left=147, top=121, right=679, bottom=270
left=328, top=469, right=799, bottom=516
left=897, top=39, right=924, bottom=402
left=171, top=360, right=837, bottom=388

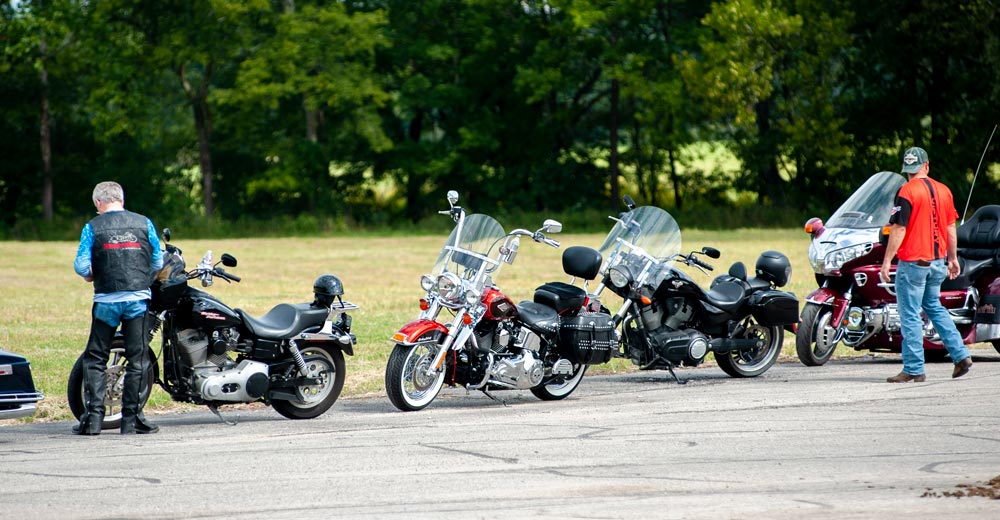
left=392, top=319, right=448, bottom=346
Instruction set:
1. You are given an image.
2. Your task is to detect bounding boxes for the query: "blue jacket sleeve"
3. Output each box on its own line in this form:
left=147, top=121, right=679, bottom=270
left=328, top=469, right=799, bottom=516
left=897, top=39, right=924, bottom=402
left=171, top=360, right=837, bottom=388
left=148, top=219, right=163, bottom=272
left=74, top=224, right=94, bottom=278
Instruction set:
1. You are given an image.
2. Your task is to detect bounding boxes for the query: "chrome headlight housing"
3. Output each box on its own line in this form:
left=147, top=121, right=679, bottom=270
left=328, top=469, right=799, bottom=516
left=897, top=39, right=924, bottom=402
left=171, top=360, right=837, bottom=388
left=822, top=243, right=874, bottom=272
left=436, top=272, right=464, bottom=304
left=420, top=274, right=436, bottom=292
left=608, top=265, right=633, bottom=289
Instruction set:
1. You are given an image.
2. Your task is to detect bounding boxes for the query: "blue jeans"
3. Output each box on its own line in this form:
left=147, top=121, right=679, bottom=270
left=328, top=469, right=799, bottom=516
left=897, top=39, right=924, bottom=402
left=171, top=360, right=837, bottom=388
left=895, top=260, right=970, bottom=375
left=93, top=300, right=148, bottom=328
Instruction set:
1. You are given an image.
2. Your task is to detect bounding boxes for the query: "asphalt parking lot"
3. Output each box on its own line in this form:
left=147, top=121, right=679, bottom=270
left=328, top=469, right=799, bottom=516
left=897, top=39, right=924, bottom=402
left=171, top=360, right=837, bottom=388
left=2, top=349, right=999, bottom=519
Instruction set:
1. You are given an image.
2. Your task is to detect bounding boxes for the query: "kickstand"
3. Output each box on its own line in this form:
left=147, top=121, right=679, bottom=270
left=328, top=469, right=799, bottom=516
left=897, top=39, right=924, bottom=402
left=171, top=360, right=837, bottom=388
left=208, top=403, right=240, bottom=426
left=481, top=388, right=509, bottom=407
left=664, top=362, right=687, bottom=385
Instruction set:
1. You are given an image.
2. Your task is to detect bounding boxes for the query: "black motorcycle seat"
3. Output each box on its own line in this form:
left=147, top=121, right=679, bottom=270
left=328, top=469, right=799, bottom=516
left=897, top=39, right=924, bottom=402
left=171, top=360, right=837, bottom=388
left=702, top=280, right=745, bottom=313
left=942, top=256, right=993, bottom=291
left=747, top=276, right=771, bottom=291
left=238, top=303, right=328, bottom=340
left=534, top=282, right=587, bottom=314
left=515, top=301, right=560, bottom=336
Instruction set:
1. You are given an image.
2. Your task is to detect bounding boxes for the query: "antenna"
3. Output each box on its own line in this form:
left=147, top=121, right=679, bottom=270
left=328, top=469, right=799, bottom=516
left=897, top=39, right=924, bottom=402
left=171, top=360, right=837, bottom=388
left=962, top=123, right=998, bottom=225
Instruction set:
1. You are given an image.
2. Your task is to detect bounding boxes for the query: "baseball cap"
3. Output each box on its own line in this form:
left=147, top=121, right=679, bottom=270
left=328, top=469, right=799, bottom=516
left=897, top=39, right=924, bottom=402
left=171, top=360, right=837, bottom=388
left=901, top=146, right=928, bottom=174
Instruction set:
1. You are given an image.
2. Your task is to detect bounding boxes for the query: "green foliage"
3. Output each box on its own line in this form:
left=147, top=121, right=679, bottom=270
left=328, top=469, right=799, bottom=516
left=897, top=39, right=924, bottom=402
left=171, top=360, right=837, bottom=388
left=2, top=0, right=999, bottom=233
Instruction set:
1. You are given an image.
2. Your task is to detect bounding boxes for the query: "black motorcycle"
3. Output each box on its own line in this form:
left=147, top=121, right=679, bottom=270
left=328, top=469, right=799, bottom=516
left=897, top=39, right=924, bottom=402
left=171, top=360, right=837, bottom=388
left=68, top=229, right=358, bottom=428
left=594, top=198, right=799, bottom=379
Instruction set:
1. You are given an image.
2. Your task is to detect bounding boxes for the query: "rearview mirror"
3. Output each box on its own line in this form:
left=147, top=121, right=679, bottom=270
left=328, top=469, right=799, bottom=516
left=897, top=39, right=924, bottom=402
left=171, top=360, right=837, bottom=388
left=623, top=195, right=636, bottom=210
left=702, top=247, right=721, bottom=259
left=447, top=190, right=459, bottom=205
left=542, top=219, right=562, bottom=234
left=163, top=228, right=172, bottom=242
left=221, top=253, right=238, bottom=267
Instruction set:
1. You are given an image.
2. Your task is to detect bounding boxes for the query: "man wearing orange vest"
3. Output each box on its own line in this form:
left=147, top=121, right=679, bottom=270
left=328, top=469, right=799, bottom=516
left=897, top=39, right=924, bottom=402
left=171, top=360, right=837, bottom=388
left=880, top=146, right=973, bottom=382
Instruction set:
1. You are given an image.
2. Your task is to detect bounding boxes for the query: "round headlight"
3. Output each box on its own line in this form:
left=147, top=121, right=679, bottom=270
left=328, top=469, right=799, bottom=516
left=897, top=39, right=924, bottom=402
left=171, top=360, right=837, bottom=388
left=437, top=272, right=463, bottom=303
left=420, top=274, right=436, bottom=292
left=464, top=288, right=481, bottom=305
left=608, top=266, right=632, bottom=289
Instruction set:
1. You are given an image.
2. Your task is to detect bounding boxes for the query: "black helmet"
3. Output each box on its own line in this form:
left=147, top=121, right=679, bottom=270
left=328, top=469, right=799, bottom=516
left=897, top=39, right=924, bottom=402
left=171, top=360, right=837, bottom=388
left=755, top=251, right=792, bottom=287
left=313, top=274, right=344, bottom=307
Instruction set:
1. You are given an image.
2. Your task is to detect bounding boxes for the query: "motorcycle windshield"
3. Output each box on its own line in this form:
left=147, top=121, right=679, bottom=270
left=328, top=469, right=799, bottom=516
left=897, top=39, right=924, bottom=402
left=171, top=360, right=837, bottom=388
left=599, top=206, right=682, bottom=265
left=826, top=171, right=906, bottom=229
left=433, top=214, right=507, bottom=279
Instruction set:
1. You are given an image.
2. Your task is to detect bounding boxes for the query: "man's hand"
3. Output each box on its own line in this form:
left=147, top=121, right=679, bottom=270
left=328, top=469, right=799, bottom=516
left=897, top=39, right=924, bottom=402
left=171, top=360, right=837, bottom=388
left=880, top=263, right=892, bottom=284
left=947, top=258, right=961, bottom=280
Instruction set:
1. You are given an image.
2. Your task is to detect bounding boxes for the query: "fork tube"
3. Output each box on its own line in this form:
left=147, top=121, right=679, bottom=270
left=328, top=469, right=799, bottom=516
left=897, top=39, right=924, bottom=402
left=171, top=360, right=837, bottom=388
left=426, top=309, right=468, bottom=373
left=613, top=299, right=634, bottom=326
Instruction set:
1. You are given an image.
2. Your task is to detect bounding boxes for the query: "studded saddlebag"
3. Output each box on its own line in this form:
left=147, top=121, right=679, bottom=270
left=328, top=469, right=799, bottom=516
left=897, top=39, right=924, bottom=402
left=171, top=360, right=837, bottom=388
left=559, top=312, right=616, bottom=364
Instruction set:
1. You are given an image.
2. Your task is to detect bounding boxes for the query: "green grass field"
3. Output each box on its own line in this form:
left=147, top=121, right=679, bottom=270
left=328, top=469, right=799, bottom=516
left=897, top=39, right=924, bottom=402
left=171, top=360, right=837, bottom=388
left=1, top=227, right=824, bottom=423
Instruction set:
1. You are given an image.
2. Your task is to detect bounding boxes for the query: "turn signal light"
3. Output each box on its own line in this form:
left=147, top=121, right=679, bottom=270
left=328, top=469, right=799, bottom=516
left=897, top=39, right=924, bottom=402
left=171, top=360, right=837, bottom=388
left=640, top=296, right=652, bottom=305
left=881, top=225, right=891, bottom=236
left=419, top=298, right=429, bottom=311
left=804, top=217, right=825, bottom=237
left=392, top=332, right=406, bottom=342
left=462, top=314, right=473, bottom=325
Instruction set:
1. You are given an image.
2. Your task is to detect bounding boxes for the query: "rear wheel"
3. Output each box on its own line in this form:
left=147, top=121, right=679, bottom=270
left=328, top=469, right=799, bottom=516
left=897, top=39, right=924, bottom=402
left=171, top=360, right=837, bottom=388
left=716, top=317, right=783, bottom=378
left=385, top=343, right=446, bottom=411
left=272, top=346, right=346, bottom=419
left=67, top=343, right=157, bottom=430
left=531, top=364, right=587, bottom=401
left=796, top=303, right=838, bottom=366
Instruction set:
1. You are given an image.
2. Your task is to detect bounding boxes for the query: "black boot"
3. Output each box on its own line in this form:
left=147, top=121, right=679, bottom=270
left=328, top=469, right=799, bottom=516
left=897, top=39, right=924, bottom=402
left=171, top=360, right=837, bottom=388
left=76, top=312, right=115, bottom=436
left=120, top=314, right=158, bottom=435
left=72, top=412, right=104, bottom=435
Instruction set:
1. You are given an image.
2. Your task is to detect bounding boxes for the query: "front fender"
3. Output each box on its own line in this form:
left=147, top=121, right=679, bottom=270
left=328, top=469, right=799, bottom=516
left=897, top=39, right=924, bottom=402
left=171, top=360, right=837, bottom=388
left=804, top=287, right=851, bottom=329
left=392, top=319, right=447, bottom=346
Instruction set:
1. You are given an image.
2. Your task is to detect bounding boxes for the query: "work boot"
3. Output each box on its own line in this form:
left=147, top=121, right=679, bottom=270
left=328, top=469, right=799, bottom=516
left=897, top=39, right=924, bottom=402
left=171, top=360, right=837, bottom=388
left=72, top=412, right=104, bottom=436
left=952, top=357, right=973, bottom=379
left=887, top=371, right=926, bottom=383
left=121, top=413, right=159, bottom=435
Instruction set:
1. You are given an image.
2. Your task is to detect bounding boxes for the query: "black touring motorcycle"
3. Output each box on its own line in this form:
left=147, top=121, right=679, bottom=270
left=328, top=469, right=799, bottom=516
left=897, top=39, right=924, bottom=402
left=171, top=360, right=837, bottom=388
left=68, top=229, right=358, bottom=428
left=593, top=198, right=800, bottom=380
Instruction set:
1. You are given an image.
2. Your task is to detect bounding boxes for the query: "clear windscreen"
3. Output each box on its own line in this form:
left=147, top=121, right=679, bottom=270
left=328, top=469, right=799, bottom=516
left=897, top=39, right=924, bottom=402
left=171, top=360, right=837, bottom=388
left=827, top=171, right=906, bottom=229
left=599, top=206, right=682, bottom=268
left=433, top=214, right=506, bottom=280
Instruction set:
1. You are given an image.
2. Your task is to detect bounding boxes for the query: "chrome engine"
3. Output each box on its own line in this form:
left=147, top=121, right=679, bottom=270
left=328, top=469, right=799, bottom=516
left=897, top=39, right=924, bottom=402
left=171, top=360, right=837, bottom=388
left=175, top=328, right=269, bottom=402
left=489, top=348, right=544, bottom=389
left=841, top=288, right=979, bottom=346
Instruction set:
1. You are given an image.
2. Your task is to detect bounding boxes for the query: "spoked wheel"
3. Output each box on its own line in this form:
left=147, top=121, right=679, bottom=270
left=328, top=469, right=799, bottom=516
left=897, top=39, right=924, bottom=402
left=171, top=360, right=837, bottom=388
left=67, top=343, right=157, bottom=430
left=385, top=343, right=446, bottom=412
left=716, top=317, right=783, bottom=378
left=796, top=303, right=839, bottom=366
left=272, top=346, right=346, bottom=419
left=530, top=363, right=587, bottom=401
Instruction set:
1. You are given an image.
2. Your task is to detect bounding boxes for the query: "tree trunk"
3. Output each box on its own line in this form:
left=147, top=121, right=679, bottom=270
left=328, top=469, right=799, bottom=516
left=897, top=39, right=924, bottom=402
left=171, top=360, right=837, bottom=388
left=180, top=64, right=215, bottom=217
left=668, top=147, right=681, bottom=211
left=39, top=35, right=53, bottom=221
left=754, top=99, right=782, bottom=205
left=609, top=78, right=620, bottom=207
left=405, top=110, right=425, bottom=221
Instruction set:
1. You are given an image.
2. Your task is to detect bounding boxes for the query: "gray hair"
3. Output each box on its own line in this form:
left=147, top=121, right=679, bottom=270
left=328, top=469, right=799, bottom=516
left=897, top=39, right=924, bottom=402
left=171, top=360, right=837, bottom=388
left=92, top=181, right=124, bottom=204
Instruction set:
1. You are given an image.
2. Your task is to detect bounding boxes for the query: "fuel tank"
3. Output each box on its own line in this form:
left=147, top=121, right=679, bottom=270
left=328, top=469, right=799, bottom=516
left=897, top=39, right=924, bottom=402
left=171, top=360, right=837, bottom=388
left=182, top=287, right=242, bottom=329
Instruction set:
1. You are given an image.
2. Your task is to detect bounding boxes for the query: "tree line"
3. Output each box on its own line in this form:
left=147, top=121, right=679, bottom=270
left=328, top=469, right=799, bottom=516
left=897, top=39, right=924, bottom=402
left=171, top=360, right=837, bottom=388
left=2, top=0, right=999, bottom=236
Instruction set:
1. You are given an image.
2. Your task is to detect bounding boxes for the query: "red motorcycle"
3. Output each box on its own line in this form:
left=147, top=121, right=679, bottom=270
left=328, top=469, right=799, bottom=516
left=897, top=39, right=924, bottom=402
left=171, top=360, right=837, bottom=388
left=384, top=191, right=608, bottom=411
left=796, top=171, right=1000, bottom=365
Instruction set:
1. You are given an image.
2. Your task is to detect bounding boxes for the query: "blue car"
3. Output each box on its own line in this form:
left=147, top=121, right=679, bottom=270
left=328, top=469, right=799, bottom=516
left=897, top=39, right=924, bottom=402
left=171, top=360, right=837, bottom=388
left=0, top=348, right=44, bottom=420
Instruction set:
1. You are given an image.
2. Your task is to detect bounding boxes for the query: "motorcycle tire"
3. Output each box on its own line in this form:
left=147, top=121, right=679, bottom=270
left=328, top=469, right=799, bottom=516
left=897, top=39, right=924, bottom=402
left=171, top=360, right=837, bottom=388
left=385, top=343, right=446, bottom=412
left=795, top=303, right=838, bottom=366
left=716, top=318, right=783, bottom=378
left=67, top=344, right=158, bottom=430
left=271, top=346, right=346, bottom=420
left=530, top=364, right=587, bottom=401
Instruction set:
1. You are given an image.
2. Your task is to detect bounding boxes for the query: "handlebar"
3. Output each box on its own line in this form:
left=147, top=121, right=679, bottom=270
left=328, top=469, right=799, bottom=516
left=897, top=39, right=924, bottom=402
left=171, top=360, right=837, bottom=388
left=690, top=255, right=714, bottom=271
left=215, top=267, right=241, bottom=283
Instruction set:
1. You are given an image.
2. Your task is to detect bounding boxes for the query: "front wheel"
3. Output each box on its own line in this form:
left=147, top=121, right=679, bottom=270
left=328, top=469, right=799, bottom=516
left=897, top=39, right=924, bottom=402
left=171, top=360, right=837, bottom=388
left=795, top=303, right=839, bottom=366
left=716, top=317, right=783, bottom=378
left=531, top=364, right=587, bottom=401
left=67, top=345, right=157, bottom=430
left=385, top=343, right=446, bottom=411
left=272, top=346, right=346, bottom=420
